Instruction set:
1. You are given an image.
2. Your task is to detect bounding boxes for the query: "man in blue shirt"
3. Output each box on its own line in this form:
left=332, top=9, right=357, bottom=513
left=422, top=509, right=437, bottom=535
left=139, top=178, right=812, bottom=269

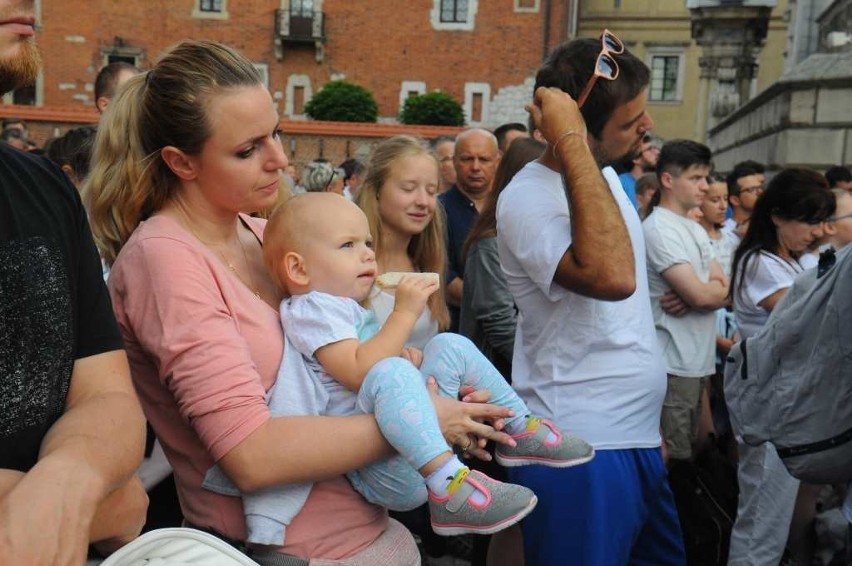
left=618, top=133, right=660, bottom=209
left=439, top=128, right=500, bottom=331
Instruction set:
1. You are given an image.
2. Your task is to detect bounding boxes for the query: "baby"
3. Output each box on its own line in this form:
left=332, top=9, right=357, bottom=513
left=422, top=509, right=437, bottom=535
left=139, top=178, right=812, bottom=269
left=205, top=192, right=594, bottom=546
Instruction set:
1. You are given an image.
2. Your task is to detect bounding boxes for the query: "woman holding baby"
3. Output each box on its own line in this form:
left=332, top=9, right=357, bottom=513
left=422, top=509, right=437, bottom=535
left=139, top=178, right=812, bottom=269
left=84, top=40, right=514, bottom=564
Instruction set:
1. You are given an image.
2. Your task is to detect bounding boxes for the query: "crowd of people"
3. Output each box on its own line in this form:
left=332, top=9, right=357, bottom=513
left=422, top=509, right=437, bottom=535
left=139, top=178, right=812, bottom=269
left=3, top=3, right=852, bottom=565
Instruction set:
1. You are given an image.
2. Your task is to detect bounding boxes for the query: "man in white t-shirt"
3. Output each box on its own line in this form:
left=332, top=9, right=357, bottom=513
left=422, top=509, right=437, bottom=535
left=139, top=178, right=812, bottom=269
left=496, top=34, right=685, bottom=565
left=643, top=140, right=729, bottom=463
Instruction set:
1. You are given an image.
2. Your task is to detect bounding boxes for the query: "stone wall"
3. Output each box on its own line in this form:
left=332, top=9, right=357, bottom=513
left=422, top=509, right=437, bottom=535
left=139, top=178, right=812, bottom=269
left=0, top=104, right=463, bottom=175
left=707, top=45, right=852, bottom=172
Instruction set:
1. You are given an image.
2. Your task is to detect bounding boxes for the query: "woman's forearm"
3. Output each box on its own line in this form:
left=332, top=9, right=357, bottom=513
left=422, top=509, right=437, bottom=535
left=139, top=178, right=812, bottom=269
left=217, top=414, right=394, bottom=492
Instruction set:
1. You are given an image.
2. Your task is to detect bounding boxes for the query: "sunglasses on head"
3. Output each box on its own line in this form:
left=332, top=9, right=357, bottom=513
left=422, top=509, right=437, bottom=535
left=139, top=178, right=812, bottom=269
left=324, top=168, right=343, bottom=191
left=576, top=29, right=624, bottom=109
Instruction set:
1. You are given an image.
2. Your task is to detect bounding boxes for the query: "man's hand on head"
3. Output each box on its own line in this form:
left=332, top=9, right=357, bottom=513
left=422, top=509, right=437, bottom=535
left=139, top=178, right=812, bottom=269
left=526, top=87, right=588, bottom=145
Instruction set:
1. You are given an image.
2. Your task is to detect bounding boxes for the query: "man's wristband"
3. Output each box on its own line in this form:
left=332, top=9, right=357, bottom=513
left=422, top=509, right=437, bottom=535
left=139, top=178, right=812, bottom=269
left=551, top=130, right=586, bottom=158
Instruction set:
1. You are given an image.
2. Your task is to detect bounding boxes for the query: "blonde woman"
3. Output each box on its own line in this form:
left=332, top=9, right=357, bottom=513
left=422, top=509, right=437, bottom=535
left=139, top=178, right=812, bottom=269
left=84, top=41, right=511, bottom=564
left=358, top=136, right=451, bottom=347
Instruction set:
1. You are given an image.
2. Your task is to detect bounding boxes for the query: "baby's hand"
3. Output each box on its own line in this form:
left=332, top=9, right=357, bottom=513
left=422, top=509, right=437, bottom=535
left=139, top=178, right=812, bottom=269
left=401, top=347, right=423, bottom=369
left=393, top=276, right=439, bottom=319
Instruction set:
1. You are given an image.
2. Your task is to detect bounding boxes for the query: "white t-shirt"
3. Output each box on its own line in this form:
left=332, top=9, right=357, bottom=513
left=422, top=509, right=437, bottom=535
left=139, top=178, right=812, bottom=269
left=643, top=207, right=717, bottom=377
left=368, top=285, right=438, bottom=349
left=708, top=231, right=738, bottom=279
left=733, top=251, right=804, bottom=340
left=721, top=217, right=740, bottom=241
left=496, top=162, right=666, bottom=450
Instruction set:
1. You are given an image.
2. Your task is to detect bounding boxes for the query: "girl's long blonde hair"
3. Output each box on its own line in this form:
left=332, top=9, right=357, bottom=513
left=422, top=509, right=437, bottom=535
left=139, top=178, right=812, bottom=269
left=83, top=40, right=264, bottom=265
left=357, top=135, right=450, bottom=330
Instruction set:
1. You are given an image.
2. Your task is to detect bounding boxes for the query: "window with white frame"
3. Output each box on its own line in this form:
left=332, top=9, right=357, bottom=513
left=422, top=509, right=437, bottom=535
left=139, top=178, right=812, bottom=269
left=399, top=81, right=426, bottom=112
left=200, top=0, right=223, bottom=12
left=290, top=0, right=315, bottom=17
left=431, top=0, right=478, bottom=31
left=514, top=0, right=540, bottom=12
left=102, top=47, right=143, bottom=69
left=441, top=0, right=468, bottom=22
left=464, top=82, right=491, bottom=126
left=648, top=50, right=684, bottom=102
left=193, top=0, right=228, bottom=19
left=286, top=74, right=312, bottom=118
left=2, top=74, right=40, bottom=106
left=254, top=64, right=269, bottom=89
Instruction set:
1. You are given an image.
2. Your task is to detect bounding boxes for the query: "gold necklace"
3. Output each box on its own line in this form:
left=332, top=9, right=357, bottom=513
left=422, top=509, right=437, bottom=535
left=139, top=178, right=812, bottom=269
left=221, top=235, right=261, bottom=298
left=179, top=208, right=262, bottom=298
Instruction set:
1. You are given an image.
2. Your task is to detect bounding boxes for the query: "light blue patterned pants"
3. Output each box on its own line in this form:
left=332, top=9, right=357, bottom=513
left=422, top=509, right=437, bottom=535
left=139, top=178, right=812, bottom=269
left=349, top=333, right=528, bottom=511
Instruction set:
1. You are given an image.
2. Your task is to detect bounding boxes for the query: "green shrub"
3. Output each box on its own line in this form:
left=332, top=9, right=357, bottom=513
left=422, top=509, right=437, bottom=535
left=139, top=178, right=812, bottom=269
left=399, top=91, right=465, bottom=126
left=304, top=80, right=378, bottom=123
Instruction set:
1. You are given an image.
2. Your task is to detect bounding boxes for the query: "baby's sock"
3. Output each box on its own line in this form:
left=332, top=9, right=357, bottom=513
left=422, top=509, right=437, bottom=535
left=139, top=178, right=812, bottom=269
left=505, top=415, right=559, bottom=443
left=425, top=455, right=486, bottom=505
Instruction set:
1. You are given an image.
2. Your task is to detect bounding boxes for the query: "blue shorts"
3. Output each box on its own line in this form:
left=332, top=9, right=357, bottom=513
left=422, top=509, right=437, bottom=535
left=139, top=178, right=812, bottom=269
left=508, top=447, right=685, bottom=566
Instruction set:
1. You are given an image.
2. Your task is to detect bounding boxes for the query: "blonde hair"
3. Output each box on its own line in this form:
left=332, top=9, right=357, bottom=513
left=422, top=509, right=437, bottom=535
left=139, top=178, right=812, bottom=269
left=83, top=40, right=264, bottom=265
left=357, top=135, right=450, bottom=330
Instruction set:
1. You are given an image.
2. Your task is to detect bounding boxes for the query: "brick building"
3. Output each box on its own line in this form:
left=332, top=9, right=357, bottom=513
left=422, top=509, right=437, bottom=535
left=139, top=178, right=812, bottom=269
left=11, top=0, right=576, bottom=129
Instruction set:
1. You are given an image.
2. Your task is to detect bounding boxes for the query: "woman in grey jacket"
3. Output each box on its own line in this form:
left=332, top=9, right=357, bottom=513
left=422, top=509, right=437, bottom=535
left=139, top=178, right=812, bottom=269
left=460, top=137, right=545, bottom=381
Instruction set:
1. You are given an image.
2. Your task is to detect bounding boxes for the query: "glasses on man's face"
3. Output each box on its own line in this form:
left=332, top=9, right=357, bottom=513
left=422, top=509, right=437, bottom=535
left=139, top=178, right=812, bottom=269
left=576, top=29, right=625, bottom=109
left=740, top=185, right=764, bottom=195
left=829, top=212, right=852, bottom=222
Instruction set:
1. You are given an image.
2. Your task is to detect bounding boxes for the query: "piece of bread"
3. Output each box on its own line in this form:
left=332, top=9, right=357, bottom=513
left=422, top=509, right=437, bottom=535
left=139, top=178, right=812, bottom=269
left=375, top=271, right=440, bottom=289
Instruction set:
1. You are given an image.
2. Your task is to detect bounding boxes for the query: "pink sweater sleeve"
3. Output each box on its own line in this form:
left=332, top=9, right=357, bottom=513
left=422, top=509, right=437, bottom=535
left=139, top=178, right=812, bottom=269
left=113, top=230, right=276, bottom=461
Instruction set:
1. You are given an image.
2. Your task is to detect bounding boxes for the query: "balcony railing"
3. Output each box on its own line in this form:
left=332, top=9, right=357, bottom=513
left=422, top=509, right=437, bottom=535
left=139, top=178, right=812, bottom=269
left=276, top=8, right=324, bottom=43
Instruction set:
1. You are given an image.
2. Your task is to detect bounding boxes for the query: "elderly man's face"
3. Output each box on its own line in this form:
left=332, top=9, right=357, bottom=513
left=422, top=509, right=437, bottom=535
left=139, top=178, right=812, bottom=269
left=453, top=131, right=499, bottom=197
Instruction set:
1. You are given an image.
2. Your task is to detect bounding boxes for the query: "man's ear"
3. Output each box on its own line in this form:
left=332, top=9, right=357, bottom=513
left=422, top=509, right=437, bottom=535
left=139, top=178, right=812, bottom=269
left=60, top=164, right=77, bottom=184
left=96, top=96, right=110, bottom=114
left=660, top=171, right=674, bottom=191
left=283, top=251, right=310, bottom=287
left=161, top=146, right=197, bottom=181
left=729, top=195, right=742, bottom=208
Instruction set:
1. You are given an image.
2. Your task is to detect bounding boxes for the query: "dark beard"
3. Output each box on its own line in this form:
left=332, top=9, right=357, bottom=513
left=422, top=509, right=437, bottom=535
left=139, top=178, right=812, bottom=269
left=595, top=143, right=642, bottom=170
left=0, top=38, right=41, bottom=95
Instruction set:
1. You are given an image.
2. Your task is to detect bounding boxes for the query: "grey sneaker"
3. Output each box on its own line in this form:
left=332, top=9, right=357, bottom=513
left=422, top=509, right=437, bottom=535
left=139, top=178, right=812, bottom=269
left=495, top=416, right=595, bottom=468
left=428, top=468, right=538, bottom=536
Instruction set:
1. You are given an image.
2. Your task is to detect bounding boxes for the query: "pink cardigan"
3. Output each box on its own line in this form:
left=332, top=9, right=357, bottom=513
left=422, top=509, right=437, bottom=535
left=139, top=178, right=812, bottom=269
left=109, top=214, right=386, bottom=559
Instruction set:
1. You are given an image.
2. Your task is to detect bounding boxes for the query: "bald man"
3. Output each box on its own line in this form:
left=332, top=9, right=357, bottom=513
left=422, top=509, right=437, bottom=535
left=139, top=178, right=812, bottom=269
left=439, top=128, right=500, bottom=331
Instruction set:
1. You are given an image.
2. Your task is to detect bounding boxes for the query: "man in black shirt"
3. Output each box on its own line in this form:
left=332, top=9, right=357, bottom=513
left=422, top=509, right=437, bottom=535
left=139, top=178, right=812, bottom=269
left=0, top=1, right=147, bottom=561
